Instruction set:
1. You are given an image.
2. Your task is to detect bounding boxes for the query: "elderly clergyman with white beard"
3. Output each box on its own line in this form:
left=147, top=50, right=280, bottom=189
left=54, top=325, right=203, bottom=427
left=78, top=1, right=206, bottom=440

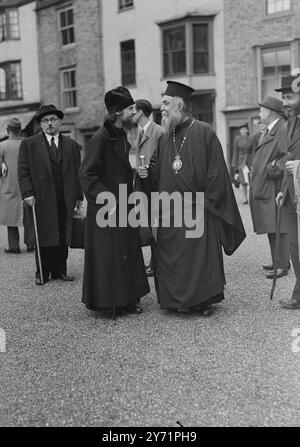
left=138, top=81, right=246, bottom=316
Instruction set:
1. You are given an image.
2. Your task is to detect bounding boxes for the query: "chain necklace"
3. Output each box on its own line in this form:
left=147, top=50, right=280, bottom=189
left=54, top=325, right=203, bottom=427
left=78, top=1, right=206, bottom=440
left=172, top=119, right=195, bottom=174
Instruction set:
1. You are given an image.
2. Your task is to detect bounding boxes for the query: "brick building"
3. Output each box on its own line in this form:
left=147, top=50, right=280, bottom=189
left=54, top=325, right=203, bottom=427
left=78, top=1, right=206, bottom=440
left=36, top=0, right=105, bottom=147
left=0, top=0, right=40, bottom=139
left=224, top=0, right=300, bottom=165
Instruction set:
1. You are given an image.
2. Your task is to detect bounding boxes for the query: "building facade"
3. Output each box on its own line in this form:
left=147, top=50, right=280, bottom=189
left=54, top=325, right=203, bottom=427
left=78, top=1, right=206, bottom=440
left=0, top=0, right=40, bottom=139
left=36, top=0, right=105, bottom=147
left=102, top=0, right=226, bottom=150
left=224, top=0, right=300, bottom=165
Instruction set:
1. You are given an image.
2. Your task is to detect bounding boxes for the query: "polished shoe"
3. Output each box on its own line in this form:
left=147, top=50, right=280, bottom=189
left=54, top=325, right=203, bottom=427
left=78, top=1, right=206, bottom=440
left=279, top=299, right=300, bottom=310
left=26, top=246, right=35, bottom=253
left=52, top=274, right=74, bottom=282
left=263, top=264, right=274, bottom=271
left=243, top=200, right=249, bottom=205
left=5, top=248, right=21, bottom=254
left=146, top=267, right=154, bottom=277
left=266, top=268, right=288, bottom=279
left=126, top=305, right=143, bottom=314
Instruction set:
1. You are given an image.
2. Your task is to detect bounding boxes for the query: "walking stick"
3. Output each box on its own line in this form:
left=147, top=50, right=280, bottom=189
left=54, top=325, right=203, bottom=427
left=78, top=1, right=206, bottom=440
left=270, top=197, right=283, bottom=300
left=32, top=201, right=44, bottom=285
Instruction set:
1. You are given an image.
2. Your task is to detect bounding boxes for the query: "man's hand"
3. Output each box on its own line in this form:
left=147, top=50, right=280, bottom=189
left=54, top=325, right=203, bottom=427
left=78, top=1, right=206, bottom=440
left=1, top=163, right=7, bottom=176
left=286, top=160, right=299, bottom=175
left=24, top=196, right=35, bottom=207
left=75, top=200, right=83, bottom=211
left=137, top=165, right=149, bottom=179
left=276, top=192, right=283, bottom=207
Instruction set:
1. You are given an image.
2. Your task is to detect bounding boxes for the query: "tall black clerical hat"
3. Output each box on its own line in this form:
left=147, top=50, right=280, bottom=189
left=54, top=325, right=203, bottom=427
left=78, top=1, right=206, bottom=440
left=105, top=86, right=134, bottom=114
left=275, top=75, right=300, bottom=93
left=164, top=81, right=195, bottom=101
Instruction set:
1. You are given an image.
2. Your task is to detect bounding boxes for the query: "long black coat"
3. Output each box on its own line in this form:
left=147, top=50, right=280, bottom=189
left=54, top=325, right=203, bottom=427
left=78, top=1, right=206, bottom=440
left=79, top=120, right=149, bottom=311
left=250, top=118, right=287, bottom=234
left=18, top=133, right=82, bottom=247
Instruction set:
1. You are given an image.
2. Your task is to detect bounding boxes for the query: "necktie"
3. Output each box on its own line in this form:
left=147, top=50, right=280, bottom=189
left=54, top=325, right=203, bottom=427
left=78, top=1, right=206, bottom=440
left=138, top=129, right=144, bottom=146
left=50, top=137, right=57, bottom=161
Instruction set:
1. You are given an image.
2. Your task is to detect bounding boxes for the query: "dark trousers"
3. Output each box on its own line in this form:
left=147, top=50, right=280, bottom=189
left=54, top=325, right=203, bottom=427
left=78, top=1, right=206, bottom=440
left=286, top=196, right=300, bottom=302
left=35, top=201, right=68, bottom=280
left=7, top=227, right=20, bottom=250
left=267, top=233, right=290, bottom=269
left=35, top=245, right=68, bottom=280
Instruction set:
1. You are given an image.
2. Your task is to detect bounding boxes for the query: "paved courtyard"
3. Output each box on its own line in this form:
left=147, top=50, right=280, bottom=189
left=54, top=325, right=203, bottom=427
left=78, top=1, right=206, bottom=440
left=0, top=189, right=300, bottom=427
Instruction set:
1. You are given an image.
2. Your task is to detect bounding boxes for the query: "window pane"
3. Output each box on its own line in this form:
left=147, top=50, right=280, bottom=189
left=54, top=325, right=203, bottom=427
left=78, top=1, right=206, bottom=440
left=10, top=63, right=22, bottom=99
left=0, top=13, right=7, bottom=41
left=121, top=40, right=136, bottom=85
left=0, top=68, right=6, bottom=100
left=60, top=11, right=66, bottom=28
left=67, top=9, right=73, bottom=26
left=262, top=46, right=291, bottom=97
left=193, top=23, right=209, bottom=73
left=267, top=0, right=291, bottom=14
left=163, top=26, right=186, bottom=76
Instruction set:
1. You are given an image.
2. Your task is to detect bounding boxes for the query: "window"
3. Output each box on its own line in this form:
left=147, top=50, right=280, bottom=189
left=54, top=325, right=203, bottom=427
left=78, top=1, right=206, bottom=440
left=0, top=62, right=22, bottom=100
left=266, top=0, right=291, bottom=14
left=119, top=0, right=134, bottom=10
left=121, top=40, right=136, bottom=86
left=59, top=7, right=75, bottom=46
left=163, top=26, right=186, bottom=76
left=161, top=18, right=213, bottom=78
left=0, top=9, right=20, bottom=41
left=61, top=68, right=77, bottom=109
left=262, top=46, right=291, bottom=97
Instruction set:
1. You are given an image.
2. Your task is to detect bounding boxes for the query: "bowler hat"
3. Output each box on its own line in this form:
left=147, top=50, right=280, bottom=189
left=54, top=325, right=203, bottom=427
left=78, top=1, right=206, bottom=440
left=258, top=95, right=284, bottom=114
left=275, top=75, right=300, bottom=93
left=105, top=86, right=134, bottom=114
left=6, top=117, right=21, bottom=131
left=164, top=81, right=195, bottom=101
left=36, top=104, right=64, bottom=122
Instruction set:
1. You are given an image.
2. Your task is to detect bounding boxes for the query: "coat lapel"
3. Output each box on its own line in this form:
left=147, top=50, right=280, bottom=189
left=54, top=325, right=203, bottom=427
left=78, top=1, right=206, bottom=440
left=140, top=122, right=154, bottom=147
left=103, top=123, right=132, bottom=172
left=38, top=133, right=52, bottom=174
left=61, top=135, right=72, bottom=175
left=287, top=117, right=300, bottom=151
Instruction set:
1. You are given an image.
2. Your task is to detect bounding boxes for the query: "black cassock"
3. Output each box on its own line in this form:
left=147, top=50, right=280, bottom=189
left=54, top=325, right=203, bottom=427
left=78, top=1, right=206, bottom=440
left=148, top=118, right=246, bottom=310
left=79, top=120, right=149, bottom=311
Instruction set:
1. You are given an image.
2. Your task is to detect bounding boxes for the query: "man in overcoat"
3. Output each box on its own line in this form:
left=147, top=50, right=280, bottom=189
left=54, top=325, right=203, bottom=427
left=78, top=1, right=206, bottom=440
left=0, top=118, right=33, bottom=253
left=18, top=105, right=82, bottom=285
left=79, top=86, right=150, bottom=316
left=250, top=96, right=290, bottom=279
left=231, top=124, right=254, bottom=204
left=275, top=75, right=300, bottom=309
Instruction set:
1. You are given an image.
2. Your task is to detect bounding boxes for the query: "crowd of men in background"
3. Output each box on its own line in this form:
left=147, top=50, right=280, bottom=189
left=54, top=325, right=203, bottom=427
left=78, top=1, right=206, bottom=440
left=1, top=74, right=300, bottom=315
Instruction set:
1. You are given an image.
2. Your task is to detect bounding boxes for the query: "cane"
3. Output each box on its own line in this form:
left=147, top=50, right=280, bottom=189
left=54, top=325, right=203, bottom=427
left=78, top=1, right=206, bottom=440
left=32, top=201, right=44, bottom=286
left=270, top=197, right=283, bottom=300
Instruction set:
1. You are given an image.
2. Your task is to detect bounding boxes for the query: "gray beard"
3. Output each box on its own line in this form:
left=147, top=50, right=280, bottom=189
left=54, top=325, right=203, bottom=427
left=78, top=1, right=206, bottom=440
left=161, top=115, right=181, bottom=132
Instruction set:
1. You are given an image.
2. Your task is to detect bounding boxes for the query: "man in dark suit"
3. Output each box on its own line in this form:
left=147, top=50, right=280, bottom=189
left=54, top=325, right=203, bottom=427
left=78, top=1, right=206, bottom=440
left=132, top=99, right=164, bottom=277
left=250, top=96, right=289, bottom=279
left=275, top=75, right=300, bottom=309
left=18, top=105, right=83, bottom=285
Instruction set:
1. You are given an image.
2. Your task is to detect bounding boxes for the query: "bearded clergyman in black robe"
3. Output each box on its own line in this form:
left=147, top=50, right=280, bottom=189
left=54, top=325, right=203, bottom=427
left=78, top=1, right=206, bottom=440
left=138, top=81, right=246, bottom=316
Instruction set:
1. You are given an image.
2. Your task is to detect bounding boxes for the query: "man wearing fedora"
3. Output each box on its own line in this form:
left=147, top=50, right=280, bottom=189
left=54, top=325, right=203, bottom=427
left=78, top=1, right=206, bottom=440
left=79, top=86, right=150, bottom=316
left=275, top=75, right=300, bottom=309
left=18, top=105, right=82, bottom=285
left=250, top=96, right=290, bottom=280
left=0, top=118, right=34, bottom=254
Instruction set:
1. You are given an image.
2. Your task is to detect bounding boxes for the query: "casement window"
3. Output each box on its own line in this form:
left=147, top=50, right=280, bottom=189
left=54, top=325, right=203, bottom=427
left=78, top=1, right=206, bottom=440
left=0, top=62, right=22, bottom=100
left=59, top=6, right=75, bottom=46
left=161, top=17, right=213, bottom=78
left=61, top=68, right=77, bottom=109
left=120, top=40, right=136, bottom=86
left=0, top=9, right=20, bottom=41
left=261, top=46, right=291, bottom=97
left=266, top=0, right=291, bottom=15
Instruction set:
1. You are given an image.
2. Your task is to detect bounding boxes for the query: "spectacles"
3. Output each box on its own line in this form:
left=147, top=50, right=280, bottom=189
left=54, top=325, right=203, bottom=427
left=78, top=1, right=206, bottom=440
left=41, top=117, right=59, bottom=124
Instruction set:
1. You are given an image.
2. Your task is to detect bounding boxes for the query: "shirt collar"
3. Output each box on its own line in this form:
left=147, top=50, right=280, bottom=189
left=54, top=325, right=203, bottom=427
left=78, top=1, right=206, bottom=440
left=268, top=118, right=280, bottom=133
left=44, top=132, right=59, bottom=145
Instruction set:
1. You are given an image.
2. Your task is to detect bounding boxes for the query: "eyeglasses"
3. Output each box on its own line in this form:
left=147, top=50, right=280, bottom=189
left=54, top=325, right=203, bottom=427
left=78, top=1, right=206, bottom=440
left=41, top=117, right=59, bottom=124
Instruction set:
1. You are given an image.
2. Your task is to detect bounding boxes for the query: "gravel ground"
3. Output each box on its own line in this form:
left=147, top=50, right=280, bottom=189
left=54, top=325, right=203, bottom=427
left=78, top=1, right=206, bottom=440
left=0, top=188, right=300, bottom=427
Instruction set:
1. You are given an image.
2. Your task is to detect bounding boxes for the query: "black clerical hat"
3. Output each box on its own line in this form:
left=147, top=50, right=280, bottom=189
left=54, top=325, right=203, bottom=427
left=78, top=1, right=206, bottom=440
left=105, top=86, right=134, bottom=114
left=164, top=81, right=195, bottom=101
left=275, top=75, right=300, bottom=93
